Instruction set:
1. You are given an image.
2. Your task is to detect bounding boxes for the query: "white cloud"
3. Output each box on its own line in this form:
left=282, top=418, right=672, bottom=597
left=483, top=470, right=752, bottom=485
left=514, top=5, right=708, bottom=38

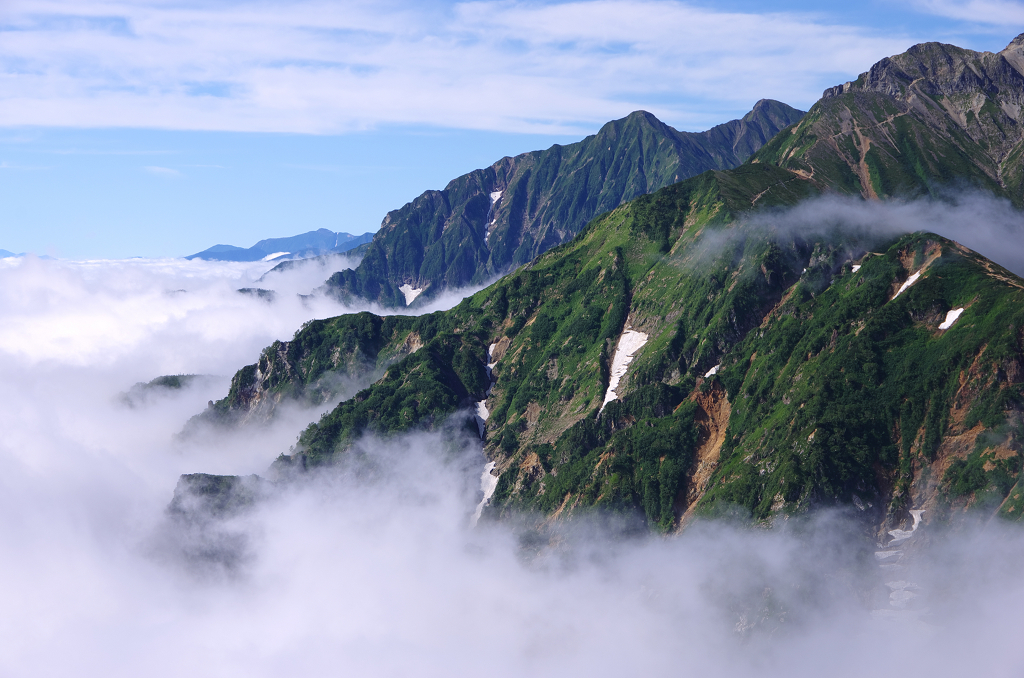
left=0, top=0, right=915, bottom=134
left=908, top=0, right=1024, bottom=25
left=0, top=253, right=480, bottom=367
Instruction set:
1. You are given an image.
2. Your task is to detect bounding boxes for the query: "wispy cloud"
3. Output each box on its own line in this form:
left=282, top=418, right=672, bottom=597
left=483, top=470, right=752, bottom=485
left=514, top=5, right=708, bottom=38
left=907, top=0, right=1024, bottom=25
left=0, top=1, right=921, bottom=134
left=283, top=163, right=343, bottom=172
left=0, top=160, right=50, bottom=170
left=143, top=165, right=181, bottom=177
left=43, top=148, right=178, bottom=156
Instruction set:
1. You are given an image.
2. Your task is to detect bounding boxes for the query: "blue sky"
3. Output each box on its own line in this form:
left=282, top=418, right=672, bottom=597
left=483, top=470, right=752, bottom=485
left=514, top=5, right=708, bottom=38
left=0, top=0, right=1021, bottom=258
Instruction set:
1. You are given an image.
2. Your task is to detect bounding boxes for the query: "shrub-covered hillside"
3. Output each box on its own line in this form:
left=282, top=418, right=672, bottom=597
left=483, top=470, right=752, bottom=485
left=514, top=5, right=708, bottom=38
left=187, top=160, right=1024, bottom=538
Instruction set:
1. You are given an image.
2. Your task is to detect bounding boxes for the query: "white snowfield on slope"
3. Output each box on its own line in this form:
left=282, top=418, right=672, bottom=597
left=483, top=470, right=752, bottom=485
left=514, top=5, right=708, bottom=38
left=892, top=272, right=921, bottom=299
left=400, top=283, right=424, bottom=305
left=939, top=307, right=964, bottom=330
left=600, top=330, right=649, bottom=411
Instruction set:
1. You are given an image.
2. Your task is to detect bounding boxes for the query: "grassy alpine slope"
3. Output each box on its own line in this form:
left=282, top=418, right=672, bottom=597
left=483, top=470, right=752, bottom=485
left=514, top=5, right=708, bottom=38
left=254, top=161, right=1021, bottom=537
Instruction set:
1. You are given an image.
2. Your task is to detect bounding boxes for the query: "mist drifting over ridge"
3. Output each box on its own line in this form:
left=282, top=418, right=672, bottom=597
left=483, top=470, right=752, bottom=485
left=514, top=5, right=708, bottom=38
left=0, top=240, right=1022, bottom=676
left=685, top=190, right=1024, bottom=278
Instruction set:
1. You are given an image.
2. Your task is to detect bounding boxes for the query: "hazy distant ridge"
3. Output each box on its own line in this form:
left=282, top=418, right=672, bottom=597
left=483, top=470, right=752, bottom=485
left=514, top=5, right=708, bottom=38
left=186, top=228, right=374, bottom=262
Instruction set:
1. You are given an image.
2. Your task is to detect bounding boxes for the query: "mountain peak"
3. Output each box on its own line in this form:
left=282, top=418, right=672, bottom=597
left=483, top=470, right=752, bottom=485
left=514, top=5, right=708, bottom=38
left=611, top=109, right=668, bottom=132
left=760, top=35, right=1024, bottom=204
left=624, top=109, right=658, bottom=121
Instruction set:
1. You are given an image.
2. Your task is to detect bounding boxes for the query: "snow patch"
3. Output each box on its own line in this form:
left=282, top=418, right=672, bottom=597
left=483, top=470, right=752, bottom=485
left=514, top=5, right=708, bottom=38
left=474, top=401, right=490, bottom=437
left=470, top=461, right=499, bottom=527
left=485, top=191, right=503, bottom=244
left=485, top=343, right=497, bottom=395
left=939, top=307, right=964, bottom=330
left=892, top=272, right=921, bottom=299
left=852, top=264, right=861, bottom=272
left=261, top=251, right=290, bottom=261
left=474, top=343, right=499, bottom=437
left=399, top=284, right=423, bottom=306
left=471, top=343, right=502, bottom=525
left=887, top=509, right=925, bottom=545
left=704, top=364, right=721, bottom=378
left=599, top=330, right=648, bottom=412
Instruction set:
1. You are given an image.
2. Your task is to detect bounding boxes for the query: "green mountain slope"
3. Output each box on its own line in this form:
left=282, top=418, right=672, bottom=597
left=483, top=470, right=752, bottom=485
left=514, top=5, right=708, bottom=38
left=324, top=100, right=804, bottom=307
left=180, top=36, right=1024, bottom=536
left=193, top=160, right=1023, bottom=538
left=755, top=33, right=1024, bottom=203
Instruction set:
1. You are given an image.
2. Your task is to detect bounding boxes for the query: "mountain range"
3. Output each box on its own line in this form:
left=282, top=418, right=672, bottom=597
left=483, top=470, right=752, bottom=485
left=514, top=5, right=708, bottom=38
left=323, top=99, right=804, bottom=306
left=178, top=34, right=1024, bottom=542
left=186, top=228, right=374, bottom=262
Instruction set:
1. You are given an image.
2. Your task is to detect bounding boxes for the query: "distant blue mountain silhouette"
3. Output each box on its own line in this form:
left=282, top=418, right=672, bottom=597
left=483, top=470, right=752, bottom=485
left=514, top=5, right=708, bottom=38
left=186, top=228, right=374, bottom=262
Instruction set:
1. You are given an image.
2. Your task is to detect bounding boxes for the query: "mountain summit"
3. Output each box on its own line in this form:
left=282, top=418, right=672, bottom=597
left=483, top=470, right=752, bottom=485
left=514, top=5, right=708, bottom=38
left=323, top=101, right=804, bottom=306
left=756, top=33, right=1024, bottom=201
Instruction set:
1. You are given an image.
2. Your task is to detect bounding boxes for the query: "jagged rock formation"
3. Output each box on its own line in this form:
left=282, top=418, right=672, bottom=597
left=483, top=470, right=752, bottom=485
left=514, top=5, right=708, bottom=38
left=323, top=100, right=804, bottom=307
left=756, top=33, right=1024, bottom=203
left=182, top=313, right=421, bottom=430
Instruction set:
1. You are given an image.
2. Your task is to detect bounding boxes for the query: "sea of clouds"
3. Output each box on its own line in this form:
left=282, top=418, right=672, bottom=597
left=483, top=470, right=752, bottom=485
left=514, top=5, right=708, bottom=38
left=0, top=247, right=1022, bottom=677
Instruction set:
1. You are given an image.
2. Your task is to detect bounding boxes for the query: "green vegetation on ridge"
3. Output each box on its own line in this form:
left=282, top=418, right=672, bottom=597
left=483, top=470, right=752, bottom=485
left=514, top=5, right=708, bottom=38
left=185, top=35, right=1024, bottom=533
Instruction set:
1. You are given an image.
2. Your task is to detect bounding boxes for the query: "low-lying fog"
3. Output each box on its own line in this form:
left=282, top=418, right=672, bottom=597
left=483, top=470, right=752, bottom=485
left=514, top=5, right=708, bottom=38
left=0, top=251, right=1021, bottom=677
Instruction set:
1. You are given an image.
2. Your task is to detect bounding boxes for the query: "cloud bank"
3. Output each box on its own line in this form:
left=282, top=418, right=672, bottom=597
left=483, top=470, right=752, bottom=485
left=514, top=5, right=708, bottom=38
left=684, top=191, right=1024, bottom=278
left=782, top=192, right=1024, bottom=276
left=0, top=0, right=916, bottom=133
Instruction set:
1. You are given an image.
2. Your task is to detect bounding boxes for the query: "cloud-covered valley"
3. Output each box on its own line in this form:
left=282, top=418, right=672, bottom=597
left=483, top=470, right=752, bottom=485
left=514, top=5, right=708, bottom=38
left=0, top=252, right=1022, bottom=677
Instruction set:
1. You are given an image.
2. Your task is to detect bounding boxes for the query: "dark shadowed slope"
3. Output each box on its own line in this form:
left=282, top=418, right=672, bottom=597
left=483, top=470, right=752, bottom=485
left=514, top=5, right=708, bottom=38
left=324, top=100, right=804, bottom=307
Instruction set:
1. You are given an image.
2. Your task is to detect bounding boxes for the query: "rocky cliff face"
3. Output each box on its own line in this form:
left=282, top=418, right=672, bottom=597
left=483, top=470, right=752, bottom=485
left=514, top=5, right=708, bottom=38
left=323, top=100, right=804, bottom=307
left=757, top=33, right=1024, bottom=203
left=182, top=313, right=421, bottom=431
